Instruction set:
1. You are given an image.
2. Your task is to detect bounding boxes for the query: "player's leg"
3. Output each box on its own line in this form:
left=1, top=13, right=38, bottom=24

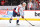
left=13, top=10, right=20, bottom=25
left=9, top=11, right=16, bottom=23
left=9, top=18, right=12, bottom=23
left=16, top=14, right=20, bottom=25
left=16, top=19, right=19, bottom=25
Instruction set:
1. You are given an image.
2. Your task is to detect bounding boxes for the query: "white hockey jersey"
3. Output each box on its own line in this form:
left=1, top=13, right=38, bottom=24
left=15, top=4, right=25, bottom=16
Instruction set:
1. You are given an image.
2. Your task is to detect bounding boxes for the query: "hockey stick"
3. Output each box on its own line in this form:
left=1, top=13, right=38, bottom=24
left=25, top=19, right=35, bottom=26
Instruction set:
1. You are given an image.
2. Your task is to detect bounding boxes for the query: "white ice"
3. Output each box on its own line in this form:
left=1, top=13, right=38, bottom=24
left=0, top=20, right=40, bottom=27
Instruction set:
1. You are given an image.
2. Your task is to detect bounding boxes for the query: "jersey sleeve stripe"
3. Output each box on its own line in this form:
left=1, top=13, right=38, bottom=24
left=13, top=9, right=17, bottom=13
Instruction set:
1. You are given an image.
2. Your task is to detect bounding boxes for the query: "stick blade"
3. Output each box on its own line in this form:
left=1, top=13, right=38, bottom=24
left=32, top=25, right=35, bottom=26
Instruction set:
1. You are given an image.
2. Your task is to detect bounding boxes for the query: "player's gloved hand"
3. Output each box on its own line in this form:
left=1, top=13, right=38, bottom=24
left=17, top=13, right=20, bottom=15
left=22, top=16, right=24, bottom=19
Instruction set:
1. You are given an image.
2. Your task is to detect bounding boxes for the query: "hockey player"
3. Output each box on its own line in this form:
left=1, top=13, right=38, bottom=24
left=9, top=2, right=26, bottom=25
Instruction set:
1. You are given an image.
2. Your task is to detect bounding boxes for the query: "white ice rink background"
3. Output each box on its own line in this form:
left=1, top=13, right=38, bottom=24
left=0, top=20, right=40, bottom=27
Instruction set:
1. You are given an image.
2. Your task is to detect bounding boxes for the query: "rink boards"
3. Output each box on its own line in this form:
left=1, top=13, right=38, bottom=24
left=0, top=10, right=40, bottom=21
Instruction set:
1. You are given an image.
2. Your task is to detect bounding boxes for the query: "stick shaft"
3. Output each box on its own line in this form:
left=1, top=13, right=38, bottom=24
left=25, top=19, right=34, bottom=26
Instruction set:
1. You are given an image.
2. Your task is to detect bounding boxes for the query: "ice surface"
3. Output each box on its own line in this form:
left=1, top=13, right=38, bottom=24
left=0, top=20, right=40, bottom=27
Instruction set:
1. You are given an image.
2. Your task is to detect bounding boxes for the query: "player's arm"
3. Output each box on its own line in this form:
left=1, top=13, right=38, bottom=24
left=16, top=6, right=20, bottom=15
left=19, top=8, right=24, bottom=18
